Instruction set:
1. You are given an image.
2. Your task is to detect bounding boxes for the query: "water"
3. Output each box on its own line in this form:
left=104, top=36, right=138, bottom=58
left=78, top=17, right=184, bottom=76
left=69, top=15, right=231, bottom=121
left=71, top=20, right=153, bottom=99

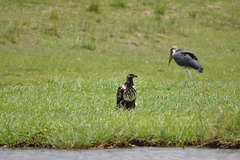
left=0, top=147, right=240, bottom=160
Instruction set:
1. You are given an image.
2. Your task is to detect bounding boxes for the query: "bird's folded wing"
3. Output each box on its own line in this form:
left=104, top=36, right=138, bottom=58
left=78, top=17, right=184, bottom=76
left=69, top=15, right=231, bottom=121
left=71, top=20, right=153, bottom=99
left=178, top=49, right=199, bottom=60
left=117, top=86, right=124, bottom=104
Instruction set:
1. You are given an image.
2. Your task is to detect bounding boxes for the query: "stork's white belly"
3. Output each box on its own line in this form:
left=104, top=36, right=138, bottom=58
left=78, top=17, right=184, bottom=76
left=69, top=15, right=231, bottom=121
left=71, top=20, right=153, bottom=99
left=123, top=86, right=137, bottom=102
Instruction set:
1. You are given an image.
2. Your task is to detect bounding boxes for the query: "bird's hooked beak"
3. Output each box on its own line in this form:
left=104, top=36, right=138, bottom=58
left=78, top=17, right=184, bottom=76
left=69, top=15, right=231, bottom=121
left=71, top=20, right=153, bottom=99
left=127, top=73, right=138, bottom=79
left=131, top=74, right=138, bottom=78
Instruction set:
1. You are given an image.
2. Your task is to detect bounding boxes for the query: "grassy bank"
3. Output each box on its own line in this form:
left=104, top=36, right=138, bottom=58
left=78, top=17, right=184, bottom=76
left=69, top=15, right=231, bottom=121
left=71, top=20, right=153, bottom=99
left=0, top=0, right=240, bottom=149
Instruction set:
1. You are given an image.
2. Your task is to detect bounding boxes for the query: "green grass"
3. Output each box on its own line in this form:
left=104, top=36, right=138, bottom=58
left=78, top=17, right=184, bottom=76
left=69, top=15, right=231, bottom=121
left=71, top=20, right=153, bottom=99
left=0, top=0, right=240, bottom=149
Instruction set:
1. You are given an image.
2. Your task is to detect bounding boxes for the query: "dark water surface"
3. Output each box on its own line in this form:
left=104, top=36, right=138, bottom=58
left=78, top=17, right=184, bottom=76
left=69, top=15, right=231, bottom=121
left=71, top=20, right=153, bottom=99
left=1, top=147, right=240, bottom=160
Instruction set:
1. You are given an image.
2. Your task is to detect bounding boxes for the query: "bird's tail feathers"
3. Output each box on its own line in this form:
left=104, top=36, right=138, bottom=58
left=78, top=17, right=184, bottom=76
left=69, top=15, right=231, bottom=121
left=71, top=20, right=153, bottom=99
left=193, top=60, right=203, bottom=73
left=196, top=64, right=203, bottom=73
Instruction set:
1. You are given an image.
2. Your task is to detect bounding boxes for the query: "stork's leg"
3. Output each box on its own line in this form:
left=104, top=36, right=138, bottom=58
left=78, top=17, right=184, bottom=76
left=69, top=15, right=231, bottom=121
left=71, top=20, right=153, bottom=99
left=187, top=69, right=195, bottom=87
left=184, top=69, right=188, bottom=87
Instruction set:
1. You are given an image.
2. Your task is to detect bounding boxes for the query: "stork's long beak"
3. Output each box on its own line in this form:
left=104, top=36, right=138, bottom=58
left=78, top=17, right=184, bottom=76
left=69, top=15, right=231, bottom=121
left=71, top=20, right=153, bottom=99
left=168, top=54, right=173, bottom=66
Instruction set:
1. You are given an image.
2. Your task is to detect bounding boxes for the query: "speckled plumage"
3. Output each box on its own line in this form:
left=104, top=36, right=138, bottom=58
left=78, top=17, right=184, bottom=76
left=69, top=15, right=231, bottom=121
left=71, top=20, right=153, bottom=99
left=116, top=74, right=137, bottom=109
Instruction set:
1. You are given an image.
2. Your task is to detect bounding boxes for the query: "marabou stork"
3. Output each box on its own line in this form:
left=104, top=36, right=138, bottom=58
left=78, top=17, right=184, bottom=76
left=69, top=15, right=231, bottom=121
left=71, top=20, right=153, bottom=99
left=116, top=73, right=138, bottom=109
left=168, top=46, right=203, bottom=87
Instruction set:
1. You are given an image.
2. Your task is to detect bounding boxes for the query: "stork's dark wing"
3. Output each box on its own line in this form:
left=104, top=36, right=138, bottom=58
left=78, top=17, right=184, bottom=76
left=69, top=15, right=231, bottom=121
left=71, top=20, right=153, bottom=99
left=177, top=49, right=199, bottom=60
left=117, top=86, right=124, bottom=105
left=175, top=49, right=204, bottom=72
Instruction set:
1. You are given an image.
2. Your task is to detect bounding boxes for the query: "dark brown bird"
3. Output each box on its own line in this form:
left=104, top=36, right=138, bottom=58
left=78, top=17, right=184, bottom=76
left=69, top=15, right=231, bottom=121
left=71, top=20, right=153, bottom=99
left=116, top=73, right=138, bottom=109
